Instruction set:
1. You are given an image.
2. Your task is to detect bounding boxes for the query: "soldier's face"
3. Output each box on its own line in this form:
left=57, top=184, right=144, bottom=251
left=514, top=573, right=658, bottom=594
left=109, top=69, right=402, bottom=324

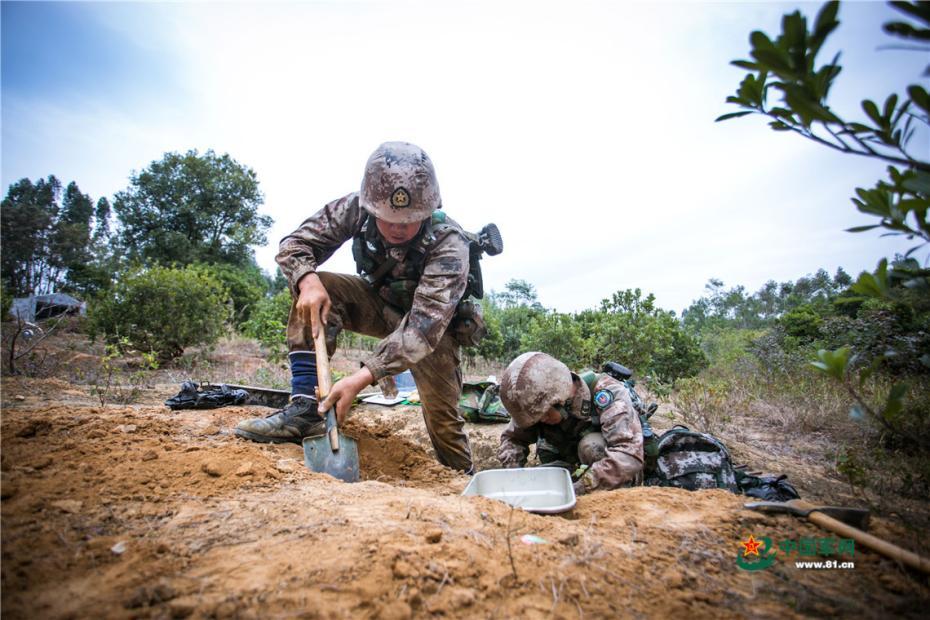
left=540, top=383, right=578, bottom=425
left=540, top=408, right=564, bottom=425
left=375, top=217, right=423, bottom=245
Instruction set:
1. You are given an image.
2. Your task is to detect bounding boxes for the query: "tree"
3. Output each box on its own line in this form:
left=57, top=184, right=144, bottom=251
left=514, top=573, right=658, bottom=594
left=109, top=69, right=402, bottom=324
left=1, top=176, right=103, bottom=296
left=113, top=149, right=272, bottom=268
left=1, top=176, right=61, bottom=295
left=481, top=279, right=546, bottom=361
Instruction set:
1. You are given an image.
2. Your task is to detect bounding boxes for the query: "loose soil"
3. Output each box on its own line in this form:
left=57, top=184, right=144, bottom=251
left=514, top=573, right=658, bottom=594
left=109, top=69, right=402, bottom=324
left=2, top=341, right=929, bottom=618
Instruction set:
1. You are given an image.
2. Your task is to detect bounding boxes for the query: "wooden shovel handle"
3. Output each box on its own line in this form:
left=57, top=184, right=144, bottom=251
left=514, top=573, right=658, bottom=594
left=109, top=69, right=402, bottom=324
left=795, top=501, right=930, bottom=574
left=313, top=325, right=333, bottom=399
left=312, top=322, right=339, bottom=451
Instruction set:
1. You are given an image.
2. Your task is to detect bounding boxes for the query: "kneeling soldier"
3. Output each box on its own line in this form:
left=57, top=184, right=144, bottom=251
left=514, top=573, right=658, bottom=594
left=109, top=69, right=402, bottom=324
left=497, top=352, right=644, bottom=495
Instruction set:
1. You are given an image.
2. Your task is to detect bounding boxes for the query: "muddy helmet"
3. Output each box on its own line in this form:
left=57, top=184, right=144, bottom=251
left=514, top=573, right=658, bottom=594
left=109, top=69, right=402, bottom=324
left=360, top=142, right=441, bottom=224
left=500, top=352, right=574, bottom=429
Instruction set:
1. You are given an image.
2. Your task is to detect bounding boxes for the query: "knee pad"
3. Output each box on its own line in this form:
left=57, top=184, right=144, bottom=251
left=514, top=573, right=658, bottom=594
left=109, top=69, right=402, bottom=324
left=578, top=432, right=607, bottom=465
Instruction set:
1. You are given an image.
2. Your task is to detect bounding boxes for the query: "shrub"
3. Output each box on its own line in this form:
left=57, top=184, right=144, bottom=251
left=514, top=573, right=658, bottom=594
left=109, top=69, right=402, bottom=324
left=521, top=311, right=593, bottom=369
left=671, top=376, right=734, bottom=434
left=779, top=304, right=823, bottom=342
left=201, top=262, right=269, bottom=326
left=240, top=289, right=292, bottom=361
left=87, top=265, right=229, bottom=361
left=578, top=289, right=706, bottom=383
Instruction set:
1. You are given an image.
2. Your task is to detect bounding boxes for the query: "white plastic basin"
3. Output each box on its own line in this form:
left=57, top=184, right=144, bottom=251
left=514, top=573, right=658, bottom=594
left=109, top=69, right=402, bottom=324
left=462, top=467, right=576, bottom=514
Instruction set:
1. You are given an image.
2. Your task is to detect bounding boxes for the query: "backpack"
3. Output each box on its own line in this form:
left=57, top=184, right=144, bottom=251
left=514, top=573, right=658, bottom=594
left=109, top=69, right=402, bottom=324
left=644, top=426, right=740, bottom=492
left=457, top=381, right=510, bottom=423
left=165, top=381, right=249, bottom=410
left=734, top=471, right=800, bottom=502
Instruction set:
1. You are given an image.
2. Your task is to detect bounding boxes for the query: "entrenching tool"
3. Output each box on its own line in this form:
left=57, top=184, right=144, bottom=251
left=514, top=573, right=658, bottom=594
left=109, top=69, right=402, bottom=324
left=745, top=499, right=930, bottom=574
left=301, top=324, right=360, bottom=482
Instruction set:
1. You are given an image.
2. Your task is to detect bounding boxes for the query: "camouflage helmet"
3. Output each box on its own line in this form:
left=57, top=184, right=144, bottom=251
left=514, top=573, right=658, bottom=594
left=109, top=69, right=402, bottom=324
left=360, top=142, right=441, bottom=224
left=500, top=352, right=574, bottom=429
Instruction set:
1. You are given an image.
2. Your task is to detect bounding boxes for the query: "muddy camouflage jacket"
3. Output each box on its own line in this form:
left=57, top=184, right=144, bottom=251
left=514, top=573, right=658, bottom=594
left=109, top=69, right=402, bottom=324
left=498, top=373, right=644, bottom=493
left=275, top=193, right=470, bottom=381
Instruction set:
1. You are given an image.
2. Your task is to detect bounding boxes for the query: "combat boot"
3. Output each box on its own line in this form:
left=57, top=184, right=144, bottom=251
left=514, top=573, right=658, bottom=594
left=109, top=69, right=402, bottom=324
left=234, top=396, right=324, bottom=444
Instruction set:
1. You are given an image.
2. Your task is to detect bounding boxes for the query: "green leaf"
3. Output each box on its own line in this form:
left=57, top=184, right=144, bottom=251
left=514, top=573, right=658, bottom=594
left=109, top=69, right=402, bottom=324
left=850, top=259, right=891, bottom=299
left=715, top=111, right=754, bottom=122
left=888, top=0, right=930, bottom=23
left=814, top=1, right=840, bottom=38
left=908, top=84, right=930, bottom=114
left=862, top=99, right=885, bottom=127
left=852, top=186, right=892, bottom=216
left=845, top=225, right=881, bottom=233
left=902, top=170, right=930, bottom=196
left=883, top=21, right=930, bottom=41
left=883, top=93, right=899, bottom=121
left=882, top=383, right=908, bottom=421
left=770, top=107, right=795, bottom=119
left=752, top=49, right=793, bottom=73
left=750, top=30, right=776, bottom=51
left=769, top=120, right=792, bottom=131
left=782, top=11, right=807, bottom=51
left=730, top=60, right=759, bottom=71
left=811, top=347, right=851, bottom=380
left=844, top=122, right=875, bottom=134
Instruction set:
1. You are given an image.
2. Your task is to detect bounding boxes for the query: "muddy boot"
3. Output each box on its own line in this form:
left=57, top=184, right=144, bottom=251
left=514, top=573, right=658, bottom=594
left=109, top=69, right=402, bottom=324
left=234, top=396, right=324, bottom=444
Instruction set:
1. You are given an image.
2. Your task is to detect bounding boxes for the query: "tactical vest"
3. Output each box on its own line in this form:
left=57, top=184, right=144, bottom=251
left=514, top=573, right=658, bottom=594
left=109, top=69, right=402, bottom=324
left=351, top=211, right=484, bottom=313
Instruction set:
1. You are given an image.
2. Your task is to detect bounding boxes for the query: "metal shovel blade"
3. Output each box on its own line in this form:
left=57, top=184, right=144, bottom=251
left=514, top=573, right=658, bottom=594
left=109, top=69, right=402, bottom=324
left=301, top=408, right=360, bottom=483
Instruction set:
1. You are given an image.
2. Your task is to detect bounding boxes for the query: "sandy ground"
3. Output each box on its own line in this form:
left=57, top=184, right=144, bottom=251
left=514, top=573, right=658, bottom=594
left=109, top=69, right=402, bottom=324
left=1, top=373, right=928, bottom=620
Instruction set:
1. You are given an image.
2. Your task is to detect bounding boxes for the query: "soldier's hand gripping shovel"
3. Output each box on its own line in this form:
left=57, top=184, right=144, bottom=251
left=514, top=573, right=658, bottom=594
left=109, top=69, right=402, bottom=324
left=302, top=320, right=360, bottom=482
left=745, top=499, right=930, bottom=574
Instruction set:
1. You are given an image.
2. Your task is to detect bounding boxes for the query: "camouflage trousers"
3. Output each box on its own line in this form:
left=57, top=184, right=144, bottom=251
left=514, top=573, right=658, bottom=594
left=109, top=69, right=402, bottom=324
left=286, top=272, right=473, bottom=472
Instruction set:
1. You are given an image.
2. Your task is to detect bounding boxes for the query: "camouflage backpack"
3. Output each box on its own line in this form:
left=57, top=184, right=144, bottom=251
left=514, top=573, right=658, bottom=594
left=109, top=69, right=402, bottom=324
left=457, top=381, right=510, bottom=423
left=644, top=426, right=740, bottom=492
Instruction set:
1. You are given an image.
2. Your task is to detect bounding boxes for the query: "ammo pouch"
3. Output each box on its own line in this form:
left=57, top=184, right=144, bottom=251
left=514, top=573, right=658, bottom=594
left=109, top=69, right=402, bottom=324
left=449, top=298, right=487, bottom=347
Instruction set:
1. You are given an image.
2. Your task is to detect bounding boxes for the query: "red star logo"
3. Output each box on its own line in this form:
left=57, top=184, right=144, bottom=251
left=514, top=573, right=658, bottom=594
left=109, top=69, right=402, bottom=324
left=740, top=534, right=764, bottom=557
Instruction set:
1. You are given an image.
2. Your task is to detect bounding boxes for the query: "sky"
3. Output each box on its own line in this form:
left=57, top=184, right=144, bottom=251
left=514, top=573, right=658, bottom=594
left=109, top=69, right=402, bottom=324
left=2, top=0, right=927, bottom=315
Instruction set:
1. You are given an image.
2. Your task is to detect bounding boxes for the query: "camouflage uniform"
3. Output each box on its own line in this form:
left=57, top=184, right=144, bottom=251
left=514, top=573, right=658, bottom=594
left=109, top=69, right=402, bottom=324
left=276, top=192, right=474, bottom=472
left=498, top=372, right=644, bottom=493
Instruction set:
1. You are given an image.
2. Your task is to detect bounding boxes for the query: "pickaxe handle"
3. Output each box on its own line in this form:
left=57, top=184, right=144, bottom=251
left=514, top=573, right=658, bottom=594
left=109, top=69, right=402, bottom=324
left=805, top=508, right=930, bottom=574
left=748, top=499, right=930, bottom=573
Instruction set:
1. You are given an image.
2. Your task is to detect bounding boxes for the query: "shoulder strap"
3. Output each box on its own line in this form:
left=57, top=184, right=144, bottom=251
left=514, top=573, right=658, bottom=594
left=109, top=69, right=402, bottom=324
left=579, top=369, right=598, bottom=392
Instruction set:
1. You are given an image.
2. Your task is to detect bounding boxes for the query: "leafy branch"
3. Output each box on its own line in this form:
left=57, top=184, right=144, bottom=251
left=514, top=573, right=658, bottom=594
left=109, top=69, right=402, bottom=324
left=721, top=1, right=930, bottom=446
left=718, top=1, right=930, bottom=172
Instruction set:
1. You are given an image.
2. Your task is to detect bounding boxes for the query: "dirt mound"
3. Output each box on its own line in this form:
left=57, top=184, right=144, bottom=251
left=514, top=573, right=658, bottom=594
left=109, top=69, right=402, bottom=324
left=2, top=378, right=929, bottom=619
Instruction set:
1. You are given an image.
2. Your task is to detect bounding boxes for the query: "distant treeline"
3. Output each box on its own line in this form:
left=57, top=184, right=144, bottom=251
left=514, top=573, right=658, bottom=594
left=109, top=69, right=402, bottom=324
left=3, top=150, right=926, bottom=387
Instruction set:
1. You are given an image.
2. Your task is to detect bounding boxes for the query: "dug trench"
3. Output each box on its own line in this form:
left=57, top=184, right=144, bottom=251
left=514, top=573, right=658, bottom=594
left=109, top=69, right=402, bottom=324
left=1, top=378, right=928, bottom=619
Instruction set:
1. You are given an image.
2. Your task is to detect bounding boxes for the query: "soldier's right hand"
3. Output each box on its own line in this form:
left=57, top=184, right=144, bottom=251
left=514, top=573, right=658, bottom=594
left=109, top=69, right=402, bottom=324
left=296, top=273, right=331, bottom=339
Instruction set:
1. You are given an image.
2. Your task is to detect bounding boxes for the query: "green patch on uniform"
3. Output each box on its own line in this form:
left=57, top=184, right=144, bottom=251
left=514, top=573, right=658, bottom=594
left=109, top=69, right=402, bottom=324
left=458, top=381, right=510, bottom=423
